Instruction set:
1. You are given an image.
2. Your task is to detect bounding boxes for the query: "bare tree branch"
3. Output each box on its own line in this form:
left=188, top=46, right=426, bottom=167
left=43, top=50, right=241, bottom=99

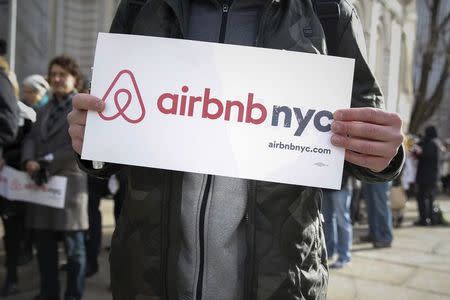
left=409, top=0, right=450, bottom=133
left=423, top=55, right=450, bottom=121
left=437, top=11, right=450, bottom=33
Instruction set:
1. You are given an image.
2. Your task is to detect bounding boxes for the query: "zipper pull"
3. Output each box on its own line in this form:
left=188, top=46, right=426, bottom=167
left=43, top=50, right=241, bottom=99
left=222, top=3, right=229, bottom=13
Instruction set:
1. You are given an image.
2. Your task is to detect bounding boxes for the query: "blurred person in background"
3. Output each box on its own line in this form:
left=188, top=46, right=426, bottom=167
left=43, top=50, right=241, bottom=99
left=442, top=139, right=450, bottom=194
left=0, top=94, right=36, bottom=297
left=402, top=135, right=417, bottom=199
left=22, top=75, right=50, bottom=109
left=0, top=39, right=19, bottom=154
left=85, top=172, right=126, bottom=278
left=413, top=126, right=441, bottom=226
left=360, top=182, right=393, bottom=248
left=0, top=38, right=21, bottom=298
left=322, top=173, right=353, bottom=269
left=22, top=55, right=88, bottom=300
left=0, top=39, right=19, bottom=99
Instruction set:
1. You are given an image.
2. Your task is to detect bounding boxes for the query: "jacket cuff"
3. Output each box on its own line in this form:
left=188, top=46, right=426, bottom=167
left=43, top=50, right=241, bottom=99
left=75, top=152, right=122, bottom=179
left=347, top=145, right=405, bottom=183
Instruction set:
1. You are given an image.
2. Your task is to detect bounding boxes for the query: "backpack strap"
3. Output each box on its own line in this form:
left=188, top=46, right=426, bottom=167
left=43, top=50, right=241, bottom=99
left=126, top=0, right=148, bottom=33
left=312, top=0, right=341, bottom=56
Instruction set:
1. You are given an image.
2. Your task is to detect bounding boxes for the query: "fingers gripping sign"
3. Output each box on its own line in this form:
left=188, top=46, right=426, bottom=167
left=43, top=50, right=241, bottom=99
left=330, top=108, right=404, bottom=173
left=67, top=93, right=105, bottom=155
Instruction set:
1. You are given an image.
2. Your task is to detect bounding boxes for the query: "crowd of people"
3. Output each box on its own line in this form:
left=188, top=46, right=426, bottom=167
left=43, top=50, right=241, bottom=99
left=323, top=129, right=450, bottom=269
left=0, top=40, right=124, bottom=300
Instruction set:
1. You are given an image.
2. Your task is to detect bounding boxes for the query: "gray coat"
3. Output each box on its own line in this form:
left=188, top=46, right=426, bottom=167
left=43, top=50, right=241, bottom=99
left=22, top=92, right=88, bottom=231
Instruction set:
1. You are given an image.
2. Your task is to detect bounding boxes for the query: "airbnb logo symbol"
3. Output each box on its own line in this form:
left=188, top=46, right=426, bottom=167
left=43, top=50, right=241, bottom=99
left=98, top=70, right=146, bottom=123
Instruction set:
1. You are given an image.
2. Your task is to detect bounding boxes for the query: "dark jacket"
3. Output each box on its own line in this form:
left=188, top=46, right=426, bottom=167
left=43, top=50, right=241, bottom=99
left=416, top=127, right=439, bottom=187
left=79, top=0, right=404, bottom=299
left=0, top=70, right=19, bottom=157
left=22, top=92, right=88, bottom=231
left=0, top=103, right=33, bottom=218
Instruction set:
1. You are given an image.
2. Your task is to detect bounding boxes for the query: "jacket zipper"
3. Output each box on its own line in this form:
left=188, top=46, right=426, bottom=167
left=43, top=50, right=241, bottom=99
left=161, top=173, right=172, bottom=300
left=219, top=0, right=233, bottom=43
left=195, top=4, right=233, bottom=298
left=195, top=175, right=212, bottom=300
left=165, top=1, right=272, bottom=298
left=244, top=181, right=257, bottom=300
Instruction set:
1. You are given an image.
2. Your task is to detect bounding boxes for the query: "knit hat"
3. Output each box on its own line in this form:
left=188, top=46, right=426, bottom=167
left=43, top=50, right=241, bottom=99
left=22, top=74, right=50, bottom=97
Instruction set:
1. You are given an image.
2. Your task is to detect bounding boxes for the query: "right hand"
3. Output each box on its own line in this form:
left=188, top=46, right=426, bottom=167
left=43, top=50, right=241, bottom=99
left=67, top=93, right=105, bottom=155
left=26, top=160, right=41, bottom=175
left=0, top=158, right=5, bottom=170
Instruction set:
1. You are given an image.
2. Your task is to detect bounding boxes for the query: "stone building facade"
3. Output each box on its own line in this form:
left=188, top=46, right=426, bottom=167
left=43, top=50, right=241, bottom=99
left=351, top=0, right=416, bottom=130
left=1, top=0, right=416, bottom=130
left=414, top=0, right=450, bottom=139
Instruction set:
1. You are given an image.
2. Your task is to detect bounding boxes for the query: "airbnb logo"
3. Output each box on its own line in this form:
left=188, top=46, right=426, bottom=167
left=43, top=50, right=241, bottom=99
left=98, top=70, right=333, bottom=136
left=98, top=70, right=146, bottom=123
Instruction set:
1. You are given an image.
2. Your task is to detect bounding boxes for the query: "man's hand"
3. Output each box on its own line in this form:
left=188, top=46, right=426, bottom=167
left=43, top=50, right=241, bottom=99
left=26, top=160, right=41, bottom=175
left=67, top=94, right=105, bottom=155
left=330, top=108, right=403, bottom=173
left=0, top=158, right=5, bottom=170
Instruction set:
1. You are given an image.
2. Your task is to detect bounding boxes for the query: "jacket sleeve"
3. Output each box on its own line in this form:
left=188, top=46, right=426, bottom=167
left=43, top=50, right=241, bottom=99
left=21, top=117, right=38, bottom=167
left=0, top=71, right=19, bottom=157
left=335, top=2, right=404, bottom=183
left=75, top=1, right=130, bottom=178
left=110, top=0, right=129, bottom=34
left=46, top=143, right=79, bottom=176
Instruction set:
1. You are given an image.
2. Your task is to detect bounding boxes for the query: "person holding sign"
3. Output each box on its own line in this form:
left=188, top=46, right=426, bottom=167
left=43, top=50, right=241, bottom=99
left=69, top=0, right=404, bottom=299
left=22, top=56, right=88, bottom=300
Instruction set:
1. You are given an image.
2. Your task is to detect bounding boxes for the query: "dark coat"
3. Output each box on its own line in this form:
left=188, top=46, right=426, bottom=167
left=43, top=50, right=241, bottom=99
left=0, top=115, right=33, bottom=218
left=22, top=93, right=88, bottom=231
left=416, top=128, right=440, bottom=187
left=0, top=70, right=19, bottom=157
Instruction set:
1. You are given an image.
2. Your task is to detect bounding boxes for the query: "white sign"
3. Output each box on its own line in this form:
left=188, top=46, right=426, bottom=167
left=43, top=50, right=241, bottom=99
left=82, top=33, right=355, bottom=189
left=0, top=166, right=67, bottom=209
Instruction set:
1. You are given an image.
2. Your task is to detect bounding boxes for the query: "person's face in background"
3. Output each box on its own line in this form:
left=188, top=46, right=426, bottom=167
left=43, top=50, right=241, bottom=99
left=22, top=85, right=40, bottom=106
left=49, top=64, right=76, bottom=99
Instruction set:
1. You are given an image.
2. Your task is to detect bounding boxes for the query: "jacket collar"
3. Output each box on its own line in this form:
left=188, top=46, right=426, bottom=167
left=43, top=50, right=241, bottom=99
left=164, top=0, right=190, bottom=36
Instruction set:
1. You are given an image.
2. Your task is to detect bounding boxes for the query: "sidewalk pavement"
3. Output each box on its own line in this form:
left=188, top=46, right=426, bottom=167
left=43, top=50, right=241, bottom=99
left=328, top=194, right=450, bottom=300
left=0, top=195, right=449, bottom=300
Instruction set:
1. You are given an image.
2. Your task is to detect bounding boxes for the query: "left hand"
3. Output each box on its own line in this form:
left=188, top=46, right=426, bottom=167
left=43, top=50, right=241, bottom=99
left=330, top=108, right=403, bottom=173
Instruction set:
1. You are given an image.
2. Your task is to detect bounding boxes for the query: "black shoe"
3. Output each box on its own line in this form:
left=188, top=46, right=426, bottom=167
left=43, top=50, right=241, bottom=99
left=329, top=260, right=350, bottom=269
left=373, top=241, right=392, bottom=249
left=413, top=219, right=429, bottom=226
left=85, top=263, right=99, bottom=278
left=359, top=235, right=373, bottom=243
left=0, top=280, right=18, bottom=297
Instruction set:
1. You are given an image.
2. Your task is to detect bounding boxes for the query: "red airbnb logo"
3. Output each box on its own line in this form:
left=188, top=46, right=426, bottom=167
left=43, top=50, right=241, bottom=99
left=10, top=179, right=22, bottom=191
left=98, top=70, right=146, bottom=123
left=97, top=70, right=333, bottom=137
